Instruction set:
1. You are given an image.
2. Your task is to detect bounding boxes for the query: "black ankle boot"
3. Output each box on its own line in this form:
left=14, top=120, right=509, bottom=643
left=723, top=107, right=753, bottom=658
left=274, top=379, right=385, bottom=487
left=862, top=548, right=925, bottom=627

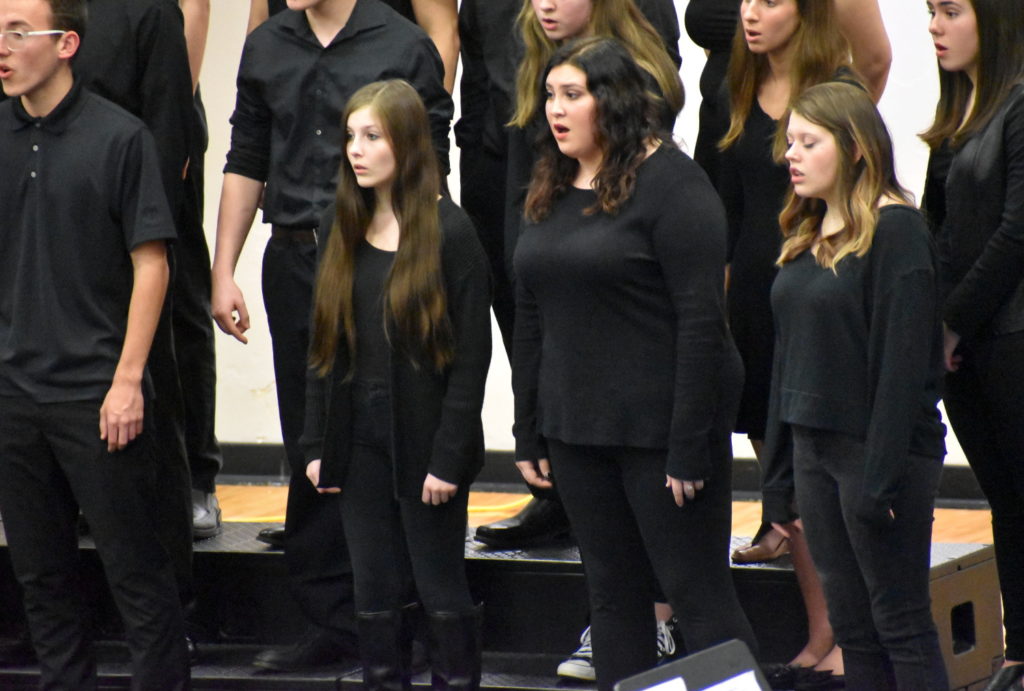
left=427, top=606, right=482, bottom=690
left=356, top=607, right=415, bottom=691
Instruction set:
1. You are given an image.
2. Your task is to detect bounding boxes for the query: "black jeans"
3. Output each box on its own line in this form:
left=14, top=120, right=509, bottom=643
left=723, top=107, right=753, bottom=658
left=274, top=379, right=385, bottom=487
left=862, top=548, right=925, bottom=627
left=341, top=381, right=474, bottom=614
left=0, top=397, right=189, bottom=691
left=262, top=235, right=356, bottom=637
left=792, top=426, right=948, bottom=690
left=943, top=331, right=1024, bottom=661
left=548, top=438, right=757, bottom=691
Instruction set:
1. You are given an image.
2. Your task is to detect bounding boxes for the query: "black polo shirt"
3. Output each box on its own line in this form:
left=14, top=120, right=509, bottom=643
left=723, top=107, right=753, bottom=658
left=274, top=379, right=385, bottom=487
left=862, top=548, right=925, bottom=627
left=75, top=0, right=193, bottom=215
left=225, top=0, right=453, bottom=229
left=0, top=82, right=177, bottom=403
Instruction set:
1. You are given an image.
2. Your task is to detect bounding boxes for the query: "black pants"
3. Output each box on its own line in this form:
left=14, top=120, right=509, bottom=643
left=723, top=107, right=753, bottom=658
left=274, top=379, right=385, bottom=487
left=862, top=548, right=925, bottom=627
left=147, top=253, right=194, bottom=601
left=460, top=145, right=514, bottom=359
left=341, top=381, right=474, bottom=614
left=0, top=397, right=189, bottom=691
left=943, top=331, right=1024, bottom=661
left=175, top=95, right=222, bottom=493
left=548, top=438, right=757, bottom=691
left=261, top=235, right=357, bottom=636
left=793, top=426, right=948, bottom=690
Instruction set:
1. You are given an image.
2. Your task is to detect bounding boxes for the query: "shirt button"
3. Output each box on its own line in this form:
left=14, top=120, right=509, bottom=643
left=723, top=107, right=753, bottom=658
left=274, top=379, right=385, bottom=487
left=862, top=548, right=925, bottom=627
left=30, top=171, right=37, bottom=178
left=315, top=129, right=322, bottom=136
left=32, top=144, right=39, bottom=152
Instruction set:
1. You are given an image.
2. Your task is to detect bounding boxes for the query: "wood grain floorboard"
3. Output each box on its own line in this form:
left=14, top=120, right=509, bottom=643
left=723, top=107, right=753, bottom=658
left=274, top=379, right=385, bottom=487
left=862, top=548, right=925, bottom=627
left=217, top=485, right=993, bottom=544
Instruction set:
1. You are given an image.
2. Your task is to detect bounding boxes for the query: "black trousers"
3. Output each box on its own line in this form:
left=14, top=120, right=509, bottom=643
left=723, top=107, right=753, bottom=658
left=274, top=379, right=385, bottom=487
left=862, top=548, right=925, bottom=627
left=147, top=254, right=194, bottom=601
left=460, top=145, right=514, bottom=359
left=548, top=438, right=757, bottom=691
left=340, top=381, right=474, bottom=614
left=792, top=426, right=948, bottom=690
left=175, top=94, right=222, bottom=493
left=0, top=397, right=189, bottom=691
left=943, top=330, right=1024, bottom=661
left=261, top=235, right=357, bottom=636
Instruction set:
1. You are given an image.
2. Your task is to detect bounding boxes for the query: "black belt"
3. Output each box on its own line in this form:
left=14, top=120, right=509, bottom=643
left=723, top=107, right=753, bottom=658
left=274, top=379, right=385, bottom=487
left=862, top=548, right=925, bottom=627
left=271, top=226, right=317, bottom=244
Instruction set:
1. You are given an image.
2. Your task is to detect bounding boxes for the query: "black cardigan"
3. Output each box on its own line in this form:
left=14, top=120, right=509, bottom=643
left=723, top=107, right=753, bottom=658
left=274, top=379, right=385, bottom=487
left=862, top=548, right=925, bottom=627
left=300, top=198, right=493, bottom=497
left=930, top=83, right=1024, bottom=339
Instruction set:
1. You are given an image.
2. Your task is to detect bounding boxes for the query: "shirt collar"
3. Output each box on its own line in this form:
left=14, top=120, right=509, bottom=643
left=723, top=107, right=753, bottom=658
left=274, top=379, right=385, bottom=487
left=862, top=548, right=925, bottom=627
left=10, top=78, right=85, bottom=134
left=278, top=0, right=387, bottom=47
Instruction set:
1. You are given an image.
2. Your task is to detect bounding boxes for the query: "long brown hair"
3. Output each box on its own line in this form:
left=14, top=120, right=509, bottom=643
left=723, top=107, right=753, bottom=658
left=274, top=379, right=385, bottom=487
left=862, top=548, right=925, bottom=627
left=777, top=83, right=911, bottom=270
left=719, top=0, right=852, bottom=152
left=523, top=37, right=663, bottom=222
left=920, top=0, right=1024, bottom=149
left=509, top=0, right=682, bottom=128
left=309, top=80, right=452, bottom=377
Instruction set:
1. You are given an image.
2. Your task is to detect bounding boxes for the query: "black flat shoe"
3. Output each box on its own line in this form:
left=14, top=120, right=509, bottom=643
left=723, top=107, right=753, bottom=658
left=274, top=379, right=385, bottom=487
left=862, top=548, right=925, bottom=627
left=256, top=526, right=285, bottom=549
left=985, top=665, right=1024, bottom=691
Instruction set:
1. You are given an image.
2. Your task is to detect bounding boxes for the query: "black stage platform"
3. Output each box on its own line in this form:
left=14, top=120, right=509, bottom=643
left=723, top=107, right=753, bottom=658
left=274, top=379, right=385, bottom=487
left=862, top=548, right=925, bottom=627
left=0, top=521, right=1003, bottom=690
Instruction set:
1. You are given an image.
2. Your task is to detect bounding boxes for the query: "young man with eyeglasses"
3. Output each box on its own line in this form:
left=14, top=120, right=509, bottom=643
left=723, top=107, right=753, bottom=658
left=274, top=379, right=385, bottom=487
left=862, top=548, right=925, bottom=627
left=0, top=0, right=190, bottom=687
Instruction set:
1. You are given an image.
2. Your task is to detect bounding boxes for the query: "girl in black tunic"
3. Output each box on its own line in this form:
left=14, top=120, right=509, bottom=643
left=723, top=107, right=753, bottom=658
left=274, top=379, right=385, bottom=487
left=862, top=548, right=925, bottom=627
left=764, top=81, right=949, bottom=691
left=513, top=37, right=756, bottom=691
left=921, top=1, right=1024, bottom=688
left=302, top=80, right=492, bottom=690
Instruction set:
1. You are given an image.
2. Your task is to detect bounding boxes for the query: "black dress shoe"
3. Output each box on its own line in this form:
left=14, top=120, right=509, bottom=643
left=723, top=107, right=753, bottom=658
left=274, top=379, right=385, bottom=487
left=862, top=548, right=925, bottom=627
left=985, top=664, right=1024, bottom=691
left=474, top=497, right=572, bottom=548
left=253, top=630, right=359, bottom=672
left=256, top=526, right=285, bottom=549
left=192, top=490, right=222, bottom=540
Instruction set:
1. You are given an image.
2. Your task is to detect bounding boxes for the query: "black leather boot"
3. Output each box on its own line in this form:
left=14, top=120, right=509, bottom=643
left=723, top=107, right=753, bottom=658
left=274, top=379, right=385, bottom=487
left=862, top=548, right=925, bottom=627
left=357, top=607, right=414, bottom=691
left=427, top=606, right=482, bottom=691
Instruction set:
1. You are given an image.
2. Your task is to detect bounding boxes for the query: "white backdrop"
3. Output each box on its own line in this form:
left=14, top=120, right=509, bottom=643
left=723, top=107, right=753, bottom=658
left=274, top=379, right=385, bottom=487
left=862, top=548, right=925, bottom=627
left=200, top=1, right=966, bottom=464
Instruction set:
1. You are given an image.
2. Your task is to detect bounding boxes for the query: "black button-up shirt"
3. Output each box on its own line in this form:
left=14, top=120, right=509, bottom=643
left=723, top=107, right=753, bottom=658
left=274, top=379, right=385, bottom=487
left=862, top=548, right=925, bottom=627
left=0, top=82, right=176, bottom=402
left=225, top=0, right=453, bottom=229
left=74, top=0, right=193, bottom=215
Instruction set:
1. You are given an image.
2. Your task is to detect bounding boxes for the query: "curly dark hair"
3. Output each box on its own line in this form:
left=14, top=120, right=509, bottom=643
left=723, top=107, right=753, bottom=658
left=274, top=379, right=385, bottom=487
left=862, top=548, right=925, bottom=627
left=523, top=37, right=669, bottom=222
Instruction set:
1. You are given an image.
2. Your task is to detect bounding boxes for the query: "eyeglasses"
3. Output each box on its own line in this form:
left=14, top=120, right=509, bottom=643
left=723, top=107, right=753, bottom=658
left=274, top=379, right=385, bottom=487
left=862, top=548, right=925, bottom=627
left=0, top=30, right=67, bottom=52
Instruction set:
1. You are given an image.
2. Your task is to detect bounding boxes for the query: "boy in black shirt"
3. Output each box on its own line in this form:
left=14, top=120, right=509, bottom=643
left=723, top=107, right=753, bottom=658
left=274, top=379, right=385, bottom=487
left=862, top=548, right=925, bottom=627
left=0, top=0, right=189, bottom=687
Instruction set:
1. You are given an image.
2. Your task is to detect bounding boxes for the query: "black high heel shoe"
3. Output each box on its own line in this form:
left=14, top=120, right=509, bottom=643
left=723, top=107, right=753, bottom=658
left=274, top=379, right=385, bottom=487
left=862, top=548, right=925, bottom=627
left=985, top=664, right=1024, bottom=691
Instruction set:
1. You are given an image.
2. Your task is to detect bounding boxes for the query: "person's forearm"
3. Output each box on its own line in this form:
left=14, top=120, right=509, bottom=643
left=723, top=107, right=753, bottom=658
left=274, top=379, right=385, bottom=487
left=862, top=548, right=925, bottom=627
left=836, top=0, right=892, bottom=102
left=412, top=0, right=459, bottom=93
left=115, top=241, right=170, bottom=385
left=247, top=0, right=270, bottom=34
left=180, top=0, right=210, bottom=92
left=212, top=173, right=265, bottom=279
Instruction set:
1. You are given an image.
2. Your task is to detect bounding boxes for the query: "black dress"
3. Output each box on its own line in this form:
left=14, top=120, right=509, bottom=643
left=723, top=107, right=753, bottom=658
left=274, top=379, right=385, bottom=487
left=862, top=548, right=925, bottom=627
left=717, top=101, right=789, bottom=438
left=684, top=0, right=737, bottom=182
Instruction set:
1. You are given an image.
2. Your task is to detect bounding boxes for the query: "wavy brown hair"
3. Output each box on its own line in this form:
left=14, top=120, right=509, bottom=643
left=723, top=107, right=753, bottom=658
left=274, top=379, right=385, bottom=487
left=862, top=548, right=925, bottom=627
left=309, top=80, right=452, bottom=377
left=920, top=0, right=1024, bottom=149
left=719, top=0, right=852, bottom=153
left=509, top=0, right=682, bottom=128
left=523, top=37, right=663, bottom=222
left=777, top=83, right=911, bottom=271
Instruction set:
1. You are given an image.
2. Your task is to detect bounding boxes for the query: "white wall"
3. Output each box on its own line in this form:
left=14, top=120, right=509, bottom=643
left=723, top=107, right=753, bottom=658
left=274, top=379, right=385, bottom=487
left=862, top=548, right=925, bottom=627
left=202, top=0, right=967, bottom=464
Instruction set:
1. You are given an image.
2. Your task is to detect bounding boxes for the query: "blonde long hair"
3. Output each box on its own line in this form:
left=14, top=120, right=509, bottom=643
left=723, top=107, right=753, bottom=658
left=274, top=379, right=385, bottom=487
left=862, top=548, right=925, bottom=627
left=720, top=0, right=852, bottom=153
left=777, top=83, right=911, bottom=270
left=509, top=0, right=683, bottom=128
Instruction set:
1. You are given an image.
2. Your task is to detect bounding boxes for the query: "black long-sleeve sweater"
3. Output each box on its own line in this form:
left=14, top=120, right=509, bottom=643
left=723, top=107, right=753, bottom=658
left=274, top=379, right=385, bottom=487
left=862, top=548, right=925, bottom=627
left=761, top=205, right=946, bottom=524
left=512, top=145, right=742, bottom=480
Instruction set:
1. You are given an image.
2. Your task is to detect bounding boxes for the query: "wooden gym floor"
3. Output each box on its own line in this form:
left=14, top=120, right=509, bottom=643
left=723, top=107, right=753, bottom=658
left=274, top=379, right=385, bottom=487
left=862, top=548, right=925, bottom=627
left=217, top=485, right=993, bottom=544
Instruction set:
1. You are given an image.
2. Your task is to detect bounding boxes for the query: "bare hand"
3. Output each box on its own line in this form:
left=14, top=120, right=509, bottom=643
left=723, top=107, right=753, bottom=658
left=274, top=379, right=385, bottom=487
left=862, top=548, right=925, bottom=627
left=942, top=323, right=962, bottom=372
left=516, top=458, right=553, bottom=489
left=422, top=473, right=458, bottom=505
left=99, top=380, right=145, bottom=452
left=211, top=273, right=250, bottom=344
left=771, top=518, right=803, bottom=539
left=666, top=476, right=705, bottom=507
left=305, top=459, right=341, bottom=494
